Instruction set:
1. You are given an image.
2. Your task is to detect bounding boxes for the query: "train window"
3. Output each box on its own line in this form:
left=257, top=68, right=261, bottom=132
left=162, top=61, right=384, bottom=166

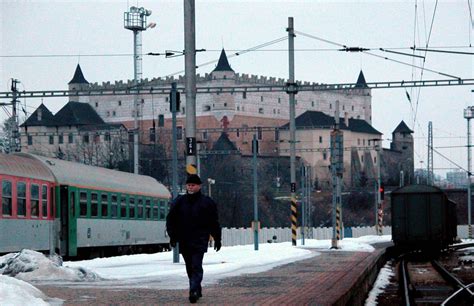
left=137, top=198, right=144, bottom=219
left=79, top=191, right=88, bottom=217
left=129, top=197, right=135, bottom=218
left=145, top=199, right=151, bottom=219
left=31, top=184, right=39, bottom=218
left=42, top=185, right=48, bottom=218
left=101, top=194, right=108, bottom=218
left=152, top=200, right=159, bottom=220
left=91, top=193, right=98, bottom=217
left=17, top=182, right=26, bottom=217
left=159, top=201, right=166, bottom=220
left=2, top=180, right=12, bottom=216
left=111, top=194, right=118, bottom=218
left=120, top=195, right=127, bottom=218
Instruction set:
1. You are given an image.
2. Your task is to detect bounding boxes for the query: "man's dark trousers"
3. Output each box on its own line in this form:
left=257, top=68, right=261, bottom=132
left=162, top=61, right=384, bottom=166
left=182, top=251, right=204, bottom=295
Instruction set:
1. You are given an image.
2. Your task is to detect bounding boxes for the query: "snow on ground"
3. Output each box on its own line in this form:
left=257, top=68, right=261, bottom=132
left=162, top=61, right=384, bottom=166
left=0, top=235, right=392, bottom=305
left=0, top=275, right=62, bottom=306
left=364, top=261, right=395, bottom=306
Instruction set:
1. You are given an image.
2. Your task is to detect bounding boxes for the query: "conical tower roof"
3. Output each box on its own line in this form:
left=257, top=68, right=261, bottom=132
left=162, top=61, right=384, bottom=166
left=212, top=49, right=234, bottom=72
left=393, top=120, right=413, bottom=134
left=354, top=70, right=368, bottom=88
left=68, top=64, right=89, bottom=84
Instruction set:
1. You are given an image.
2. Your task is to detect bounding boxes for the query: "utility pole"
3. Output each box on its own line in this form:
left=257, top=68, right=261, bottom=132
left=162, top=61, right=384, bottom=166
left=124, top=6, right=153, bottom=174
left=331, top=100, right=343, bottom=248
left=375, top=141, right=383, bottom=236
left=184, top=0, right=197, bottom=175
left=287, top=17, right=298, bottom=246
left=427, top=121, right=434, bottom=185
left=10, top=79, right=20, bottom=153
left=171, top=82, right=180, bottom=263
left=252, top=134, right=259, bottom=251
left=300, top=165, right=306, bottom=245
left=464, top=106, right=473, bottom=239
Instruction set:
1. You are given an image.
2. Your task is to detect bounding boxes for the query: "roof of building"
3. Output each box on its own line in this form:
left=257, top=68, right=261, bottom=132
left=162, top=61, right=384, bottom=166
left=393, top=120, right=413, bottom=134
left=20, top=104, right=60, bottom=127
left=68, top=64, right=89, bottom=84
left=281, top=111, right=382, bottom=135
left=354, top=70, right=368, bottom=88
left=54, top=102, right=105, bottom=126
left=212, top=132, right=239, bottom=151
left=212, top=49, right=234, bottom=72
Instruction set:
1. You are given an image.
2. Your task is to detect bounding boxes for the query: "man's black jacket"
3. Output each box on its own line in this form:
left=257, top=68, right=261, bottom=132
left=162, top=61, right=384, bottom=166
left=166, top=191, right=221, bottom=253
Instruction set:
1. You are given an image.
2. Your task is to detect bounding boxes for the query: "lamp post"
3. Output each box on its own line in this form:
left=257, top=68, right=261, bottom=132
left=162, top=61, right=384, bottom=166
left=207, top=178, right=215, bottom=197
left=124, top=6, right=154, bottom=174
left=464, top=106, right=474, bottom=239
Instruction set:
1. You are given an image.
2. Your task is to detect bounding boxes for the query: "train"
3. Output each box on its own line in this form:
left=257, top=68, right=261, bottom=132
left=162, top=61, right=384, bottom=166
left=0, top=152, right=171, bottom=258
left=391, top=184, right=458, bottom=251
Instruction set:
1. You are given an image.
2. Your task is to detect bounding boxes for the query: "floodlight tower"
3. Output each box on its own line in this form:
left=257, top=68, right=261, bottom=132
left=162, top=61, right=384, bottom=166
left=464, top=106, right=474, bottom=239
left=124, top=6, right=154, bottom=174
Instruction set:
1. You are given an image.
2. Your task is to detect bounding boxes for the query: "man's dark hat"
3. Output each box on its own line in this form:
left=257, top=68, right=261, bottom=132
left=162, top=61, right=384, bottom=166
left=186, top=174, right=202, bottom=185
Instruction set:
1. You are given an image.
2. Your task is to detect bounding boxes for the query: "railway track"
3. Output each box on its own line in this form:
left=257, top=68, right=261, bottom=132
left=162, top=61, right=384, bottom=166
left=399, top=248, right=474, bottom=305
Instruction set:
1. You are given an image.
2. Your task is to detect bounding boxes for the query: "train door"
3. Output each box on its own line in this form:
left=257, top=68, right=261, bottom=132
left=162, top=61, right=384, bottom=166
left=59, top=185, right=78, bottom=257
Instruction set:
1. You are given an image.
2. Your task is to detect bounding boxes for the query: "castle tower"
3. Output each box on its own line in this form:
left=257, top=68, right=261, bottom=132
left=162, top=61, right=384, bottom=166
left=391, top=120, right=414, bottom=183
left=68, top=64, right=89, bottom=101
left=354, top=70, right=372, bottom=124
left=209, top=49, right=236, bottom=114
left=211, top=49, right=235, bottom=81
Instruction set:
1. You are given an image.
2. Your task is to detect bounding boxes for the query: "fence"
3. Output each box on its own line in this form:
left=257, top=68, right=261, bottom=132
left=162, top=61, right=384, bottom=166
left=221, top=225, right=472, bottom=247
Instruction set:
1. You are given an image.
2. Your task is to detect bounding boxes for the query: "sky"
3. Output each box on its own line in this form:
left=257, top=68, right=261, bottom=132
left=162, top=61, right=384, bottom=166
left=1, top=0, right=473, bottom=177
left=0, top=235, right=392, bottom=305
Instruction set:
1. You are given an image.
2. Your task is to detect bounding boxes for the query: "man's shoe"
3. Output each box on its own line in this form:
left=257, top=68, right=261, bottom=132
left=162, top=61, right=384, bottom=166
left=198, top=291, right=202, bottom=298
left=189, top=291, right=199, bottom=303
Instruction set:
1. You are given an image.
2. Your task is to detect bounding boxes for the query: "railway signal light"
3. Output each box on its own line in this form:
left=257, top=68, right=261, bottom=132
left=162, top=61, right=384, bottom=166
left=379, top=183, right=385, bottom=200
left=169, top=91, right=180, bottom=112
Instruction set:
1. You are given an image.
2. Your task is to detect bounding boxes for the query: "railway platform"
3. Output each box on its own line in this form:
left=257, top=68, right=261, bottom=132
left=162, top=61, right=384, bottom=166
left=38, top=243, right=390, bottom=305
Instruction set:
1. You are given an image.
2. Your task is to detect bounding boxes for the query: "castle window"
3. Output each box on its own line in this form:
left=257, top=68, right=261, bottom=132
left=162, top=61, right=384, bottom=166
left=202, top=131, right=208, bottom=140
left=27, top=135, right=33, bottom=145
left=342, top=105, right=345, bottom=110
left=236, top=129, right=240, bottom=138
left=258, top=108, right=264, bottom=114
left=224, top=103, right=227, bottom=107
left=368, top=140, right=371, bottom=146
left=158, top=114, right=164, bottom=127
left=58, top=134, right=64, bottom=144
left=203, top=105, right=211, bottom=112
left=323, top=152, right=327, bottom=160
left=95, top=102, right=98, bottom=107
left=352, top=105, right=354, bottom=111
left=319, top=136, right=323, bottom=143
left=329, top=104, right=332, bottom=109
left=112, top=111, right=116, bottom=116
left=261, top=96, right=264, bottom=102
left=106, top=111, right=110, bottom=117
left=141, top=99, right=145, bottom=104
left=257, top=127, right=263, bottom=140
left=273, top=109, right=276, bottom=114
left=105, top=132, right=111, bottom=141
left=243, top=92, right=247, bottom=99
left=94, top=133, right=100, bottom=143
left=118, top=100, right=122, bottom=106
left=49, top=135, right=54, bottom=145
left=165, top=97, right=169, bottom=102
left=83, top=134, right=89, bottom=144
left=149, top=128, right=156, bottom=142
left=274, top=129, right=280, bottom=141
left=68, top=133, right=74, bottom=144
left=363, top=139, right=365, bottom=146
left=237, top=106, right=240, bottom=111
left=312, top=101, right=314, bottom=107
left=402, top=146, right=408, bottom=150
left=278, top=98, right=281, bottom=104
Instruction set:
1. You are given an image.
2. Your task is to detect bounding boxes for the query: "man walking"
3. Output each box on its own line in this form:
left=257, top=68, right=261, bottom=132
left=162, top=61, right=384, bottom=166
left=166, top=174, right=222, bottom=303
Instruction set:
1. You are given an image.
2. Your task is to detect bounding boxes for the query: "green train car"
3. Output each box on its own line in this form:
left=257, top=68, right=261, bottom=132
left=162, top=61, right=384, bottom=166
left=0, top=153, right=171, bottom=258
left=391, top=184, right=457, bottom=251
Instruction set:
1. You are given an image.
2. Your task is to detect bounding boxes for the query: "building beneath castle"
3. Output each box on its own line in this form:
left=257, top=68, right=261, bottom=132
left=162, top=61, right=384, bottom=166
left=20, top=49, right=414, bottom=188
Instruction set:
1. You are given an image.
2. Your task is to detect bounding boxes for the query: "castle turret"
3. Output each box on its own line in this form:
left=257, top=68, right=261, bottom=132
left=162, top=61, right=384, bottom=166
left=68, top=64, right=89, bottom=101
left=211, top=49, right=235, bottom=81
left=391, top=120, right=414, bottom=183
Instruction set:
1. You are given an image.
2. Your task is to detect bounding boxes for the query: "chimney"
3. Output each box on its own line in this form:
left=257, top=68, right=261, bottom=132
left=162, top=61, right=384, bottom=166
left=344, top=112, right=349, bottom=127
left=37, top=108, right=42, bottom=121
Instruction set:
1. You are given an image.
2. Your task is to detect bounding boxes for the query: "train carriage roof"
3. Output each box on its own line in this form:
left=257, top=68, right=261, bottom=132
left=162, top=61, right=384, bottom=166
left=0, top=153, right=55, bottom=182
left=16, top=153, right=170, bottom=199
left=392, top=184, right=443, bottom=194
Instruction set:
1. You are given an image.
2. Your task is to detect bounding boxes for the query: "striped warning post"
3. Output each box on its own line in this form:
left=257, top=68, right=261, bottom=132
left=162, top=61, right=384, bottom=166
left=377, top=208, right=383, bottom=235
left=335, top=207, right=341, bottom=240
left=469, top=224, right=472, bottom=239
left=291, top=197, right=297, bottom=246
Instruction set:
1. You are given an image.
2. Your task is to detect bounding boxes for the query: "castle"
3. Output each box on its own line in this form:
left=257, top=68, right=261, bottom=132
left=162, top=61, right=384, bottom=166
left=21, top=49, right=414, bottom=188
